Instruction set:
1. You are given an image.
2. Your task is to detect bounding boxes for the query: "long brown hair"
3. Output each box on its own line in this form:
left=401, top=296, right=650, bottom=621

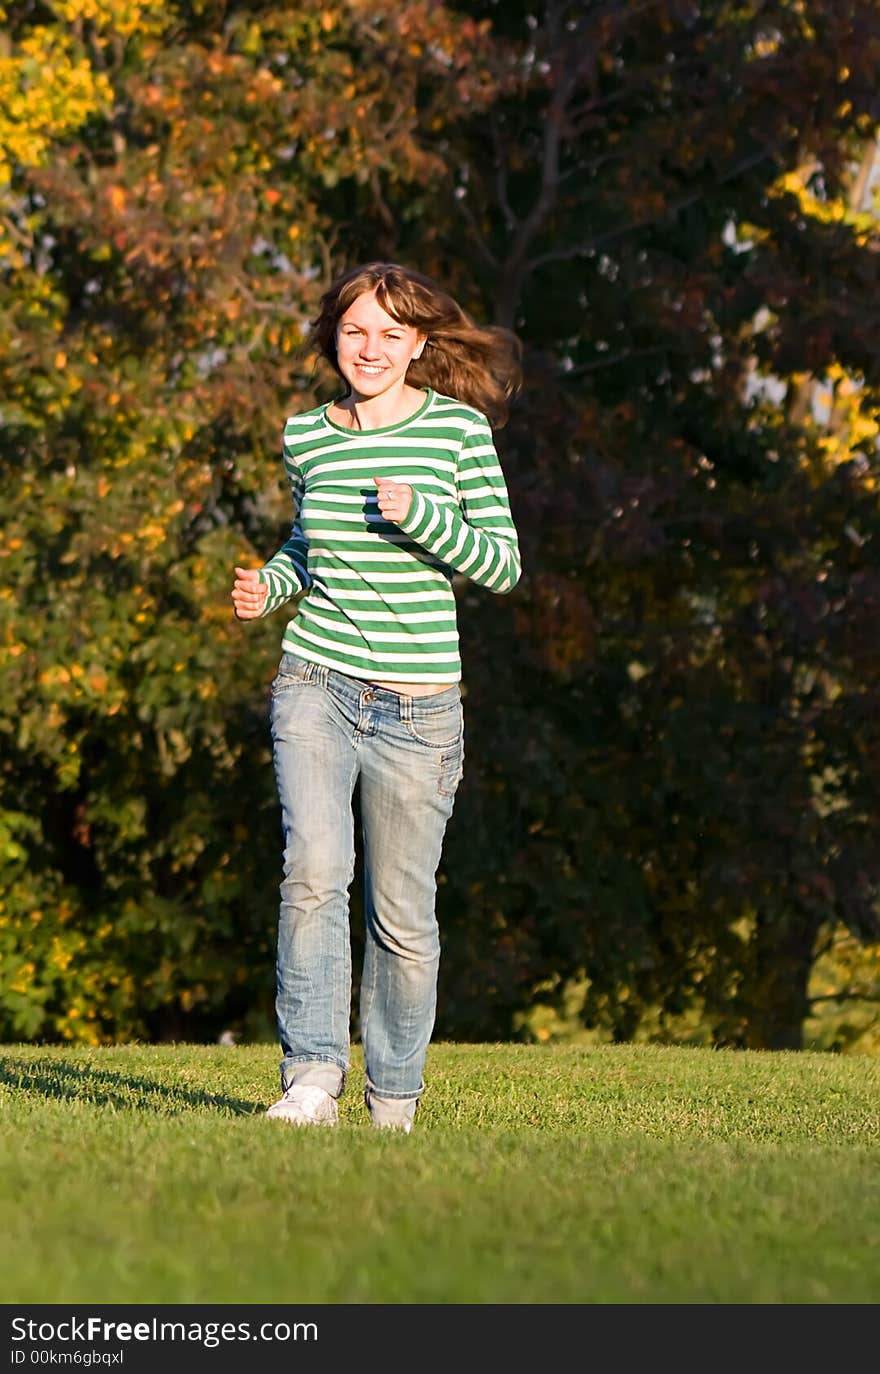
left=310, top=262, right=522, bottom=428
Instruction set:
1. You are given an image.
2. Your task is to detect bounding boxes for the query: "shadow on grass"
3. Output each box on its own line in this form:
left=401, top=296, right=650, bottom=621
left=0, top=1056, right=260, bottom=1116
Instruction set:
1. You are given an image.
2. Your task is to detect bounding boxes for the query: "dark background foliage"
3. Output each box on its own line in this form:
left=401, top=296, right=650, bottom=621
left=1, top=0, right=879, bottom=1049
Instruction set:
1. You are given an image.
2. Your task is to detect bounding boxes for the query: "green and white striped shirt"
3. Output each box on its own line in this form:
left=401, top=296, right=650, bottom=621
left=258, top=387, right=521, bottom=683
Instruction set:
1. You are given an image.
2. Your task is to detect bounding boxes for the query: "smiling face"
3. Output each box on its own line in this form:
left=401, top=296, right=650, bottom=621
left=334, top=289, right=426, bottom=398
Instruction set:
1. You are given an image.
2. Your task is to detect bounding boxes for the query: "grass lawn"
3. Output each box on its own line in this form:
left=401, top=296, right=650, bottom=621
left=1, top=1041, right=878, bottom=1304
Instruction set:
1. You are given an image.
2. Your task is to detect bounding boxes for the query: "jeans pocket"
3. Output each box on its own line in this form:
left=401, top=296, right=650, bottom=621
left=270, top=654, right=312, bottom=698
left=404, top=699, right=463, bottom=750
left=438, top=737, right=465, bottom=798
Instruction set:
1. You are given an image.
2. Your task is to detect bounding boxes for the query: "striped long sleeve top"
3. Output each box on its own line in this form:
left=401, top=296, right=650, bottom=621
left=257, top=387, right=521, bottom=683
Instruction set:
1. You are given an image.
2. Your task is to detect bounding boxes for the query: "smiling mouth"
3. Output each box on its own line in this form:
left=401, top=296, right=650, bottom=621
left=355, top=364, right=388, bottom=375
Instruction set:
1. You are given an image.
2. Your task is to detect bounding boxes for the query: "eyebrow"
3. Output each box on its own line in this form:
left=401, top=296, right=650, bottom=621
left=340, top=323, right=406, bottom=332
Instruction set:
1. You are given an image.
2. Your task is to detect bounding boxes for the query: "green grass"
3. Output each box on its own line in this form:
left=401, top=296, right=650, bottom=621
left=1, top=1042, right=878, bottom=1303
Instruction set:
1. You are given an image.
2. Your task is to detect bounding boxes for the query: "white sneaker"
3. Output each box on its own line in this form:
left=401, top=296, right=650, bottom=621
left=265, top=1084, right=338, bottom=1127
left=373, top=1117, right=412, bottom=1135
left=365, top=1090, right=416, bottom=1133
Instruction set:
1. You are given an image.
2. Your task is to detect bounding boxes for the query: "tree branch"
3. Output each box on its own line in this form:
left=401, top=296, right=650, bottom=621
left=563, top=345, right=668, bottom=377
left=453, top=187, right=500, bottom=270
left=809, top=991, right=880, bottom=1006
left=491, top=114, right=518, bottom=234
left=524, top=142, right=782, bottom=275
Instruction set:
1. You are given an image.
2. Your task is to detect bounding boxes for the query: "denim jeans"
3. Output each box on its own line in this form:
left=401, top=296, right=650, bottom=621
left=269, top=652, right=464, bottom=1116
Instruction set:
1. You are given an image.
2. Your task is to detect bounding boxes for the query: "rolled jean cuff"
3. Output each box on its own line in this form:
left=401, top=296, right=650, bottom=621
left=364, top=1080, right=421, bottom=1103
left=365, top=1089, right=418, bottom=1128
left=281, top=1058, right=346, bottom=1097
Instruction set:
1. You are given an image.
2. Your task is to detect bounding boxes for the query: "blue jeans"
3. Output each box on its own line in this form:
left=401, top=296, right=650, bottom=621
left=269, top=652, right=464, bottom=1113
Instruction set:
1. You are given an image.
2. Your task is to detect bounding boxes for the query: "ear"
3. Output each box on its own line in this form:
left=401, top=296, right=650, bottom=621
left=413, top=334, right=428, bottom=360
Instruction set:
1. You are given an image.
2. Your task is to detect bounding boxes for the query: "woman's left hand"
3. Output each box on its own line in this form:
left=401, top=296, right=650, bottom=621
left=373, top=476, right=413, bottom=524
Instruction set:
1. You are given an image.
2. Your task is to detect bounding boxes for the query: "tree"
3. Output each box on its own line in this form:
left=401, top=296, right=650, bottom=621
left=356, top=0, right=880, bottom=1047
left=1, top=0, right=879, bottom=1050
left=0, top=0, right=501, bottom=1041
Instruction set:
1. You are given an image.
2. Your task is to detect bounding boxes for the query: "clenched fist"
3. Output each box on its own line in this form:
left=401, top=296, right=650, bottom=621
left=373, top=476, right=413, bottom=524
left=231, top=565, right=269, bottom=620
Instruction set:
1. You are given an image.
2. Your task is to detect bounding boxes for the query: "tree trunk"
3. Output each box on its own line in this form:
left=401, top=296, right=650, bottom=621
left=740, top=909, right=821, bottom=1050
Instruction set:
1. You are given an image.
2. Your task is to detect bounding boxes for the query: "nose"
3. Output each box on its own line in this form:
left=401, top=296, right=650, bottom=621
left=358, top=335, right=383, bottom=358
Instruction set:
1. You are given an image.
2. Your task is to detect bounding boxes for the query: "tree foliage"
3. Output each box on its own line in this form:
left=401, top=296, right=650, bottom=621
left=1, top=0, right=879, bottom=1048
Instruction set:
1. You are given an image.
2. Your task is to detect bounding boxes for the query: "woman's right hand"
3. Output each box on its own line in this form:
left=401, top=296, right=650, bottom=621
left=231, top=566, right=270, bottom=620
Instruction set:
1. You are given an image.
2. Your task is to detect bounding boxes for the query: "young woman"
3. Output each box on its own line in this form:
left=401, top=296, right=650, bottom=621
left=231, top=262, right=522, bottom=1132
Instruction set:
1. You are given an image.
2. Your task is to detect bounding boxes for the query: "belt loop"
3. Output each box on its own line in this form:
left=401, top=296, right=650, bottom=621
left=400, top=693, right=412, bottom=725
